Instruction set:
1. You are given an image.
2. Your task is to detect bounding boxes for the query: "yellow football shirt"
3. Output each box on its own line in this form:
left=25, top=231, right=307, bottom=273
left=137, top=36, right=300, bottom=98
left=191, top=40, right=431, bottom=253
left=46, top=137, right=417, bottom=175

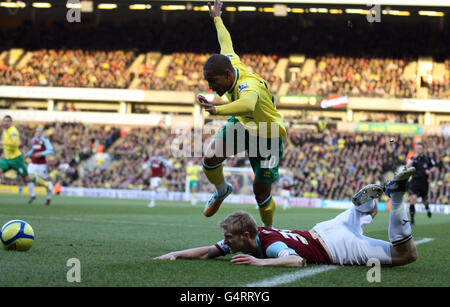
left=213, top=17, right=287, bottom=139
left=1, top=126, right=21, bottom=160
left=186, top=165, right=201, bottom=181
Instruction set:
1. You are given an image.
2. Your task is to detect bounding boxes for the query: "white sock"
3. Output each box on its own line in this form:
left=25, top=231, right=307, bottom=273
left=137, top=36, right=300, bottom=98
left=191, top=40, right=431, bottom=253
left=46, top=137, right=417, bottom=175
left=215, top=181, right=228, bottom=196
left=46, top=181, right=52, bottom=199
left=389, top=192, right=412, bottom=245
left=150, top=190, right=156, bottom=200
left=355, top=199, right=376, bottom=213
left=27, top=182, right=36, bottom=197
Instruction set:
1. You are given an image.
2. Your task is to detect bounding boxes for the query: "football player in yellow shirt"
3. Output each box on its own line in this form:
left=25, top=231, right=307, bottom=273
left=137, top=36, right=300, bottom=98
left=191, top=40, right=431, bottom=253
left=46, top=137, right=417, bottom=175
left=0, top=115, right=53, bottom=203
left=186, top=161, right=202, bottom=205
left=197, top=0, right=287, bottom=227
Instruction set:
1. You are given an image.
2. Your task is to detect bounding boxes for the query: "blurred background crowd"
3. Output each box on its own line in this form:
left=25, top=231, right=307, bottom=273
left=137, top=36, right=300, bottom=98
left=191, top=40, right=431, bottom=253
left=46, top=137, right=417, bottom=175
left=1, top=123, right=448, bottom=204
left=0, top=11, right=449, bottom=205
left=1, top=50, right=447, bottom=98
left=1, top=19, right=449, bottom=98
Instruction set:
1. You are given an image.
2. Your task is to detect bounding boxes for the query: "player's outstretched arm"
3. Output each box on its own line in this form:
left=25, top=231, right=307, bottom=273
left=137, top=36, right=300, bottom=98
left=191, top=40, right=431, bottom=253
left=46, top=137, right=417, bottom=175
left=208, top=0, right=235, bottom=55
left=154, top=245, right=222, bottom=260
left=231, top=254, right=307, bottom=267
left=198, top=91, right=257, bottom=116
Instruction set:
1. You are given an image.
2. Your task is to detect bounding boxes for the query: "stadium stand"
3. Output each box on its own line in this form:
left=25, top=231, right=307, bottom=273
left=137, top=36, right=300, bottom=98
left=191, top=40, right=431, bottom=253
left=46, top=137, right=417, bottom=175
left=0, top=123, right=121, bottom=188
left=0, top=49, right=135, bottom=88
left=2, top=123, right=446, bottom=204
left=287, top=56, right=417, bottom=98
left=1, top=17, right=449, bottom=99
left=0, top=9, right=449, bottom=206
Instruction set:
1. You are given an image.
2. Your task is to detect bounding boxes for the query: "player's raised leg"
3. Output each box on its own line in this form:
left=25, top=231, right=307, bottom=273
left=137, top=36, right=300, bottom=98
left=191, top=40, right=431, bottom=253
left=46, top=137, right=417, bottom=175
left=202, top=137, right=233, bottom=217
left=28, top=162, right=52, bottom=205
left=13, top=155, right=52, bottom=204
left=27, top=173, right=52, bottom=198
left=349, top=183, right=384, bottom=233
left=352, top=183, right=384, bottom=212
left=384, top=166, right=418, bottom=266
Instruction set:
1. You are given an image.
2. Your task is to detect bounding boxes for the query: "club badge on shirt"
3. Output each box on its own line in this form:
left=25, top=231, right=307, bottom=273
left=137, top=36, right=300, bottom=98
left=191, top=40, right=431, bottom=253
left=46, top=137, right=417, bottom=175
left=238, top=82, right=249, bottom=93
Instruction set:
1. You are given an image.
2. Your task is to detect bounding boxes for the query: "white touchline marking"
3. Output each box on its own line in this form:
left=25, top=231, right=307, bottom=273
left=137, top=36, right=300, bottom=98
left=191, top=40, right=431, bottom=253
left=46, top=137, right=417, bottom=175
left=414, top=238, right=435, bottom=245
left=243, top=237, right=435, bottom=287
left=244, top=265, right=340, bottom=287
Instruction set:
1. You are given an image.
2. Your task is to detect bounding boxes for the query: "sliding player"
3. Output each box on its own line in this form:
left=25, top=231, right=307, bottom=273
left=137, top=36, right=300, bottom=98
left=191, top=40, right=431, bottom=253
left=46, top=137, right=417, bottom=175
left=156, top=167, right=417, bottom=268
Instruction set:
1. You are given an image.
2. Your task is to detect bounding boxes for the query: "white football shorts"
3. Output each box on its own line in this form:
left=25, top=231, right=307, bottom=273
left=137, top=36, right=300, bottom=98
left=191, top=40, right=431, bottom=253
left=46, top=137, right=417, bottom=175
left=313, top=206, right=392, bottom=265
left=27, top=163, right=48, bottom=179
left=281, top=189, right=290, bottom=198
left=150, top=177, right=162, bottom=188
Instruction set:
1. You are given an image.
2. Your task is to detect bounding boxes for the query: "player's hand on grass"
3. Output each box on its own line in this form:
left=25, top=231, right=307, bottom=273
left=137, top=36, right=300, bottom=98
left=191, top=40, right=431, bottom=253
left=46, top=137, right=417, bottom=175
left=154, top=252, right=178, bottom=260
left=208, top=0, right=223, bottom=18
left=198, top=94, right=217, bottom=115
left=230, top=254, right=263, bottom=266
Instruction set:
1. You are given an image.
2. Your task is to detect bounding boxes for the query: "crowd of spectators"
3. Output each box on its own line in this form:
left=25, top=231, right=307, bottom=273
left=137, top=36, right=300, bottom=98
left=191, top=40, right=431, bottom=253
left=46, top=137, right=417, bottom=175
left=4, top=48, right=447, bottom=99
left=0, top=49, right=135, bottom=88
left=4, top=123, right=447, bottom=204
left=240, top=54, right=283, bottom=94
left=282, top=130, right=449, bottom=204
left=429, top=59, right=450, bottom=99
left=288, top=56, right=417, bottom=98
left=1, top=14, right=449, bottom=93
left=0, top=17, right=449, bottom=203
left=0, top=122, right=121, bottom=188
left=137, top=53, right=282, bottom=93
left=0, top=49, right=282, bottom=95
left=84, top=126, right=449, bottom=204
left=358, top=112, right=419, bottom=124
left=138, top=53, right=211, bottom=92
left=1, top=18, right=447, bottom=98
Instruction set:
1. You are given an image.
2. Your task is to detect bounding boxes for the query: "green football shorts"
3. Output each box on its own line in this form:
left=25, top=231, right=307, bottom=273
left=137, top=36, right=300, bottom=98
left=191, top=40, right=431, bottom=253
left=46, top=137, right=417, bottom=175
left=189, top=180, right=198, bottom=190
left=0, top=154, right=29, bottom=177
left=214, top=116, right=284, bottom=184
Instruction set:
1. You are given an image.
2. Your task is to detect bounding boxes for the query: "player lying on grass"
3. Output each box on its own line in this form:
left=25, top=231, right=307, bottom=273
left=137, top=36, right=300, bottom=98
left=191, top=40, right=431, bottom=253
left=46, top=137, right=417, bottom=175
left=155, top=166, right=418, bottom=267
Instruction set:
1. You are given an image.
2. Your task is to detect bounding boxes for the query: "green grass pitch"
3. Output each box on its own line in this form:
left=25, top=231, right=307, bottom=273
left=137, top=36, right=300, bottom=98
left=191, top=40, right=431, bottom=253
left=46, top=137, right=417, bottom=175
left=0, top=193, right=449, bottom=287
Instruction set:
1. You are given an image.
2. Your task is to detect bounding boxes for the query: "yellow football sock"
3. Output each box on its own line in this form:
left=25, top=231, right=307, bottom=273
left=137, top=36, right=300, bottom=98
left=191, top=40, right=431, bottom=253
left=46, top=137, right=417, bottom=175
left=33, top=175, right=48, bottom=188
left=259, top=196, right=276, bottom=227
left=202, top=163, right=225, bottom=185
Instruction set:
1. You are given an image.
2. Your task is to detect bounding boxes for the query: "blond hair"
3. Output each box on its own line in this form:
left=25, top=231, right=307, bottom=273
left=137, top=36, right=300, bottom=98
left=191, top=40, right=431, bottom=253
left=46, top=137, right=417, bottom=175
left=219, top=211, right=258, bottom=238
